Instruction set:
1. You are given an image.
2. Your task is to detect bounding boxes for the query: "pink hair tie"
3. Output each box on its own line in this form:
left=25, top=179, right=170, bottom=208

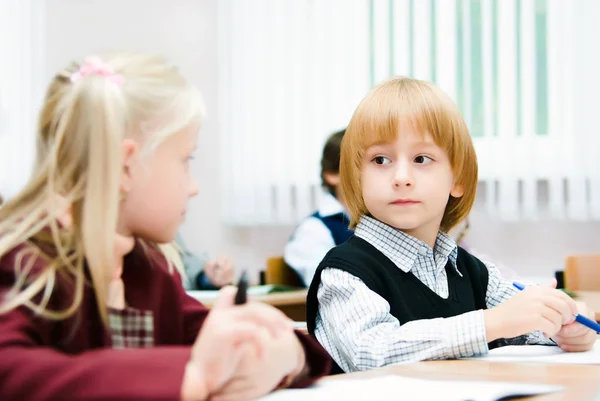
left=70, top=56, right=125, bottom=86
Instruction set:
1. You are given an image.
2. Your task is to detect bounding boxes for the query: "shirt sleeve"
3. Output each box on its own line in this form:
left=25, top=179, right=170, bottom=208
left=284, top=217, right=336, bottom=286
left=178, top=276, right=211, bottom=344
left=484, top=261, right=556, bottom=346
left=314, top=268, right=489, bottom=372
left=0, top=306, right=192, bottom=401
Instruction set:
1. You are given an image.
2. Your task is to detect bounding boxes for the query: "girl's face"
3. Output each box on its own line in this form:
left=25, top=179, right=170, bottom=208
left=119, top=124, right=199, bottom=243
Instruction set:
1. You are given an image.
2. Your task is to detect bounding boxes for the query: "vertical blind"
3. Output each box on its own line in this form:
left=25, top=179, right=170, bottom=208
left=0, top=0, right=46, bottom=201
left=218, top=0, right=371, bottom=225
left=2, top=1, right=597, bottom=224
left=219, top=0, right=600, bottom=225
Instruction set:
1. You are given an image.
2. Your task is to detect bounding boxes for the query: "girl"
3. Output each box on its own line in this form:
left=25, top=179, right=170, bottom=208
left=0, top=54, right=330, bottom=400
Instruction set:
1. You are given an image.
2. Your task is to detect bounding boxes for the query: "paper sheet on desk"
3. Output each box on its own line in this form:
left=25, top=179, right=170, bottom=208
left=186, top=290, right=220, bottom=301
left=467, top=339, right=600, bottom=364
left=187, top=285, right=299, bottom=301
left=258, top=375, right=563, bottom=401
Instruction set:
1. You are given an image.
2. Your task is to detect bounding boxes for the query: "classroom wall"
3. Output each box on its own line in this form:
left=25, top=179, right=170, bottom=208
left=45, top=0, right=600, bottom=283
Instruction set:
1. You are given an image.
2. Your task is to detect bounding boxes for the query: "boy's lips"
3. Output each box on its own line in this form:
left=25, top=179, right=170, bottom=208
left=390, top=199, right=420, bottom=205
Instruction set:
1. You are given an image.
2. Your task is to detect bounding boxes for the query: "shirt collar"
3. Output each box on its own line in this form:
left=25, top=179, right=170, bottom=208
left=354, top=215, right=461, bottom=275
left=317, top=191, right=347, bottom=218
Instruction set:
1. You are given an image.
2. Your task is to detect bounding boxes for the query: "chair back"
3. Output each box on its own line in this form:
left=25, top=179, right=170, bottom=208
left=564, top=254, right=600, bottom=291
left=265, top=256, right=305, bottom=287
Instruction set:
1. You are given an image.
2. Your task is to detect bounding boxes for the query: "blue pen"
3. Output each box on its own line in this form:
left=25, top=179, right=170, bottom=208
left=513, top=281, right=600, bottom=333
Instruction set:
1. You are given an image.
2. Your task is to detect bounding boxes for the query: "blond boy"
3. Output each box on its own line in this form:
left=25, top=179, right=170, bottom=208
left=306, top=77, right=596, bottom=373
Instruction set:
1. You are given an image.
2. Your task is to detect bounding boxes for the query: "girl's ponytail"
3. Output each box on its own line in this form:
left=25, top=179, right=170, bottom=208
left=63, top=63, right=126, bottom=324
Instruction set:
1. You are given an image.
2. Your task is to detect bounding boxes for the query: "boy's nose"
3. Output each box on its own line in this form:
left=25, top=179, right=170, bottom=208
left=392, top=160, right=414, bottom=188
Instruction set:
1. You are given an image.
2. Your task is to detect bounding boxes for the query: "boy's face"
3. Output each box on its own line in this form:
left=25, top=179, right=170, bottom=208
left=360, top=120, right=464, bottom=245
left=120, top=124, right=199, bottom=243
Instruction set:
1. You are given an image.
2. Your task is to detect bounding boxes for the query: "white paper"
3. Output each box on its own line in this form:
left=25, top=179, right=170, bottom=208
left=186, top=290, right=220, bottom=302
left=468, top=339, right=600, bottom=364
left=258, top=375, right=563, bottom=401
left=291, top=321, right=307, bottom=330
left=186, top=285, right=280, bottom=302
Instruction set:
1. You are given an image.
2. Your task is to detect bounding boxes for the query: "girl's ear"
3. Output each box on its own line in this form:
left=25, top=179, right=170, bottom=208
left=120, top=139, right=139, bottom=194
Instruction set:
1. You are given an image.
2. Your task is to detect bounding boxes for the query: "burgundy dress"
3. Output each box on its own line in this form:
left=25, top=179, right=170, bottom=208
left=0, top=240, right=331, bottom=400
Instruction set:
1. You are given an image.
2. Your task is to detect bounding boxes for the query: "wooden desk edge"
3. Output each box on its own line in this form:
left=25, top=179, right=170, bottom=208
left=192, top=289, right=308, bottom=308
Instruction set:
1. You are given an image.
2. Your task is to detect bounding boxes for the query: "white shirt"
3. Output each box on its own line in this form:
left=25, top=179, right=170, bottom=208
left=284, top=191, right=347, bottom=286
left=314, top=216, right=551, bottom=372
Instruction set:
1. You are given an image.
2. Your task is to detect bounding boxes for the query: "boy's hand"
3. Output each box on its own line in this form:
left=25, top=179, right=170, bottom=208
left=484, top=283, right=578, bottom=342
left=551, top=302, right=597, bottom=352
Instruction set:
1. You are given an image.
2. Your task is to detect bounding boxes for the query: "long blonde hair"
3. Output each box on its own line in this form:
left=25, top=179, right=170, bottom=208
left=0, top=53, right=205, bottom=324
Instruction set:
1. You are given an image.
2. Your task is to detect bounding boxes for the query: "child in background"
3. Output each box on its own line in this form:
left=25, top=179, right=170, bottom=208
left=284, top=129, right=353, bottom=286
left=176, top=233, right=236, bottom=290
left=0, top=54, right=330, bottom=400
left=306, top=77, right=596, bottom=373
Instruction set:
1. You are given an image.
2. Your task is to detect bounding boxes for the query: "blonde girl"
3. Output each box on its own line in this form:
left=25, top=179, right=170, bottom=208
left=0, top=54, right=329, bottom=401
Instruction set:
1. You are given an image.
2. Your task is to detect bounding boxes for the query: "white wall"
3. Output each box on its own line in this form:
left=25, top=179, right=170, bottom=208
left=45, top=0, right=600, bottom=283
left=45, top=0, right=291, bottom=282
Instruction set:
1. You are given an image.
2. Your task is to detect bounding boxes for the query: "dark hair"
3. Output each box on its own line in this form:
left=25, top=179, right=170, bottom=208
left=321, top=129, right=345, bottom=196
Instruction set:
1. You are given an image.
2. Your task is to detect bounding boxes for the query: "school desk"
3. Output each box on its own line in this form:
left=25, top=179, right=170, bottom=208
left=188, top=289, right=308, bottom=322
left=325, top=356, right=600, bottom=400
left=575, top=291, right=600, bottom=322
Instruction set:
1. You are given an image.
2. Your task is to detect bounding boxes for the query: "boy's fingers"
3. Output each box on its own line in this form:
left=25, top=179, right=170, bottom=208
left=541, top=295, right=575, bottom=325
left=558, top=322, right=589, bottom=338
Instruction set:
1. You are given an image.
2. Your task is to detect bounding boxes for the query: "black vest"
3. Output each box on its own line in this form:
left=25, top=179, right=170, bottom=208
left=307, top=236, right=494, bottom=373
left=310, top=211, right=353, bottom=246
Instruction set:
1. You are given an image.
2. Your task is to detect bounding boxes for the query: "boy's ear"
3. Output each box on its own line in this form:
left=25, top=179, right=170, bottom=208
left=450, top=183, right=465, bottom=198
left=323, top=171, right=341, bottom=186
left=120, top=139, right=139, bottom=194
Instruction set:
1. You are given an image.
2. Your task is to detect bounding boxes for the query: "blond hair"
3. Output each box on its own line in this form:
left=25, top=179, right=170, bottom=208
left=0, top=53, right=205, bottom=324
left=341, top=76, right=478, bottom=232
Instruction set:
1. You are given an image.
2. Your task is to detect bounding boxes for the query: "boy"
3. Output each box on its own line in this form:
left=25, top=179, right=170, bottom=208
left=284, top=129, right=353, bottom=286
left=306, top=77, right=596, bottom=373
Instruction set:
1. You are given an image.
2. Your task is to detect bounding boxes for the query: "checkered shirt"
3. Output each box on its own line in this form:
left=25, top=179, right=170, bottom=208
left=314, top=215, right=552, bottom=372
left=108, top=307, right=154, bottom=349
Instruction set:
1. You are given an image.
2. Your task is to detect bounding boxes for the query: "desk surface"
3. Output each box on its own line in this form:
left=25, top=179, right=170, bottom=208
left=327, top=359, right=600, bottom=400
left=190, top=289, right=308, bottom=308
left=575, top=291, right=600, bottom=321
left=189, top=289, right=600, bottom=326
left=191, top=290, right=600, bottom=310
